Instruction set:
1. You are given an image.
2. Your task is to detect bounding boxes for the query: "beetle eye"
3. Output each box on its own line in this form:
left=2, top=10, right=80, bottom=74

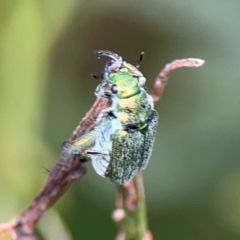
left=111, top=84, right=118, bottom=94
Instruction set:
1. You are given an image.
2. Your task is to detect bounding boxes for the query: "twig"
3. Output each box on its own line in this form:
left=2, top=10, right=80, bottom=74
left=113, top=173, right=152, bottom=240
left=0, top=97, right=109, bottom=239
left=112, top=58, right=205, bottom=240
left=0, top=58, right=204, bottom=240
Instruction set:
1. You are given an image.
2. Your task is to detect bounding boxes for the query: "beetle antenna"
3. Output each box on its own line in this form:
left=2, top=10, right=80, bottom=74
left=136, top=51, right=145, bottom=68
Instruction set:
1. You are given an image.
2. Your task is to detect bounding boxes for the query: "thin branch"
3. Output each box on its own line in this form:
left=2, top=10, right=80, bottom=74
left=113, top=58, right=205, bottom=240
left=0, top=97, right=109, bottom=240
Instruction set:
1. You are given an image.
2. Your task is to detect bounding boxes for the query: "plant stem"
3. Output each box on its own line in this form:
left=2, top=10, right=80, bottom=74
left=113, top=173, right=152, bottom=240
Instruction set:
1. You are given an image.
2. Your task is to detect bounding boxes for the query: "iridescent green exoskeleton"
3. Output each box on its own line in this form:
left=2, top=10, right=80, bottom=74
left=63, top=50, right=158, bottom=184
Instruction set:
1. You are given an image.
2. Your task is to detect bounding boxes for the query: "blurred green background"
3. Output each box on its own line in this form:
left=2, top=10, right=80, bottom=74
left=1, top=0, right=240, bottom=239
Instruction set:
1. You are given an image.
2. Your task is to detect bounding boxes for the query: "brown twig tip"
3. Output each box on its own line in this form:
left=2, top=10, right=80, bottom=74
left=170, top=58, right=205, bottom=68
left=190, top=58, right=205, bottom=67
left=151, top=57, right=205, bottom=104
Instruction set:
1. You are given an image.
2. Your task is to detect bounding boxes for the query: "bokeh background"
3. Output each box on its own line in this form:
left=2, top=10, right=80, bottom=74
left=1, top=0, right=240, bottom=239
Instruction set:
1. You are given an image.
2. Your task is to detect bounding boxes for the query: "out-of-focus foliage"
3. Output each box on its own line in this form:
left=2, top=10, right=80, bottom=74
left=0, top=0, right=240, bottom=239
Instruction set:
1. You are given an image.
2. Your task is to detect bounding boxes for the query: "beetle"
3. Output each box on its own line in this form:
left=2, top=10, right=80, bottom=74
left=63, top=51, right=158, bottom=184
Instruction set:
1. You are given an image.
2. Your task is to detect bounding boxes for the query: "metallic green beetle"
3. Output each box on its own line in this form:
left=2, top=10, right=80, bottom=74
left=63, top=51, right=158, bottom=184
